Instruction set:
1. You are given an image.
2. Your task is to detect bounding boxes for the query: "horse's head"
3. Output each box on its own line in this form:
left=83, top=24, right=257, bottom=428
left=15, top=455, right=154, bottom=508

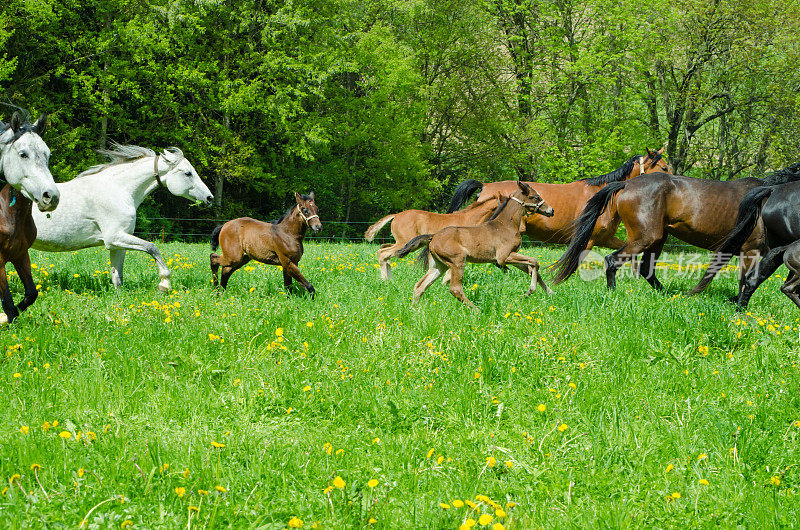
left=159, top=148, right=214, bottom=205
left=635, top=147, right=670, bottom=176
left=515, top=181, right=554, bottom=218
left=0, top=112, right=59, bottom=211
left=295, top=191, right=322, bottom=232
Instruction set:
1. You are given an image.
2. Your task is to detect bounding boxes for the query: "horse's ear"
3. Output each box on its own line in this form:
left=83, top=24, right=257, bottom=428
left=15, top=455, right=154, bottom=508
left=10, top=112, right=21, bottom=133
left=34, top=113, right=47, bottom=135
left=517, top=180, right=531, bottom=194
left=657, top=147, right=664, bottom=155
left=309, top=191, right=315, bottom=201
left=646, top=147, right=654, bottom=157
left=294, top=191, right=302, bottom=203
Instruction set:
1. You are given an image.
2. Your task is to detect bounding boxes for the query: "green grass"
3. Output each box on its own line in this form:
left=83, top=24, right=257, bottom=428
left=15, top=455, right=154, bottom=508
left=1, top=241, right=800, bottom=528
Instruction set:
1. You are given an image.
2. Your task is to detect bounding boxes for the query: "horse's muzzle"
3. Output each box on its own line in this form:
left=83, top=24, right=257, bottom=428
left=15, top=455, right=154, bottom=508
left=36, top=189, right=60, bottom=212
left=540, top=205, right=555, bottom=217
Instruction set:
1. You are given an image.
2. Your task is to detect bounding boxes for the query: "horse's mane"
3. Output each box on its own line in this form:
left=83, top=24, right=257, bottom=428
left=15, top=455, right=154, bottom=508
left=272, top=194, right=313, bottom=224
left=76, top=143, right=184, bottom=178
left=486, top=196, right=512, bottom=222
left=762, top=161, right=800, bottom=186
left=581, top=155, right=641, bottom=186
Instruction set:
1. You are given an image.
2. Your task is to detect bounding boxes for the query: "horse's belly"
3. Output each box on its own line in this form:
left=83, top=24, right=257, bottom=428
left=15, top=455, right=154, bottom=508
left=32, top=216, right=103, bottom=252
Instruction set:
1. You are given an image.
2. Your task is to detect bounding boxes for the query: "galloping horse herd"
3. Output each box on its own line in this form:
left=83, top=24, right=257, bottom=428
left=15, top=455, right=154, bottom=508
left=1, top=108, right=799, bottom=326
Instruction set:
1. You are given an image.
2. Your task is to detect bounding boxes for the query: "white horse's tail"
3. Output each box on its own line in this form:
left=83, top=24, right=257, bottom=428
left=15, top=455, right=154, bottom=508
left=211, top=224, right=224, bottom=251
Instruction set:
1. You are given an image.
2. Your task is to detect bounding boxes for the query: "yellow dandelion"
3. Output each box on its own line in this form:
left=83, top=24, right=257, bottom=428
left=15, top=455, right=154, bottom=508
left=665, top=464, right=674, bottom=473
left=332, top=476, right=345, bottom=490
left=427, top=448, right=435, bottom=459
left=303, top=385, right=311, bottom=392
left=30, top=463, right=41, bottom=472
left=306, top=322, right=314, bottom=328
left=369, top=518, right=377, bottom=524
left=78, top=468, right=85, bottom=478
left=323, top=486, right=334, bottom=494
left=460, top=519, right=476, bottom=530
left=12, top=373, right=21, bottom=379
left=506, top=502, right=517, bottom=508
left=372, top=437, right=380, bottom=445
left=505, top=461, right=513, bottom=469
left=699, top=479, right=710, bottom=486
left=486, top=456, right=497, bottom=467
left=492, top=524, right=505, bottom=530
left=175, top=486, right=186, bottom=497
left=367, top=479, right=378, bottom=488
left=335, top=448, right=344, bottom=456
left=288, top=516, right=303, bottom=528
left=670, top=492, right=681, bottom=499
left=697, top=453, right=707, bottom=461
left=568, top=382, right=577, bottom=389
left=453, top=499, right=464, bottom=508
left=771, top=476, right=781, bottom=486
left=198, top=489, right=209, bottom=495
left=182, top=468, right=189, bottom=479
left=440, top=503, right=451, bottom=509
left=495, top=508, right=507, bottom=518
left=558, top=423, right=569, bottom=432
left=437, top=455, right=444, bottom=465
left=188, top=506, right=199, bottom=513
left=20, top=426, right=29, bottom=435
left=537, top=404, right=546, bottom=412
left=465, top=499, right=477, bottom=509
left=275, top=327, right=284, bottom=337
left=478, top=513, right=494, bottom=525
left=58, top=431, right=72, bottom=439
left=211, top=441, right=226, bottom=448
left=215, top=485, right=227, bottom=493
left=121, top=521, right=133, bottom=529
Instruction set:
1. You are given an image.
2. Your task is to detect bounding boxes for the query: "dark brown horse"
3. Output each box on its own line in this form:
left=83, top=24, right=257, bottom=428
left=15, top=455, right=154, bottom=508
left=396, top=182, right=554, bottom=308
left=364, top=196, right=509, bottom=280
left=447, top=148, right=669, bottom=250
left=552, top=165, right=800, bottom=292
left=0, top=111, right=60, bottom=324
left=210, top=192, right=322, bottom=297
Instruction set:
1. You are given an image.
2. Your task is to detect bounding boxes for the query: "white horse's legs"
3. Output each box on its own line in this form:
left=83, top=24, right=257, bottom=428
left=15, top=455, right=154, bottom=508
left=106, top=232, right=171, bottom=292
left=109, top=249, right=126, bottom=288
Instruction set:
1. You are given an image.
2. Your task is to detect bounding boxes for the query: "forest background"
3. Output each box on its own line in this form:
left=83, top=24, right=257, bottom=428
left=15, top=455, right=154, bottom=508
left=2, top=0, right=799, bottom=238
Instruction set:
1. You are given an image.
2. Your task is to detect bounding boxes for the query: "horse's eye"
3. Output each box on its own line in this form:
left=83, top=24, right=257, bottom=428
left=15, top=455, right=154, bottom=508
left=185, top=171, right=192, bottom=177
left=19, top=152, right=28, bottom=159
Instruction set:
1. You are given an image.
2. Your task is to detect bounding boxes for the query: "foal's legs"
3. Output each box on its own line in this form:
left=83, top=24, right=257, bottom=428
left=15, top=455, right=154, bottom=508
left=737, top=246, right=788, bottom=308
left=109, top=249, right=126, bottom=288
left=106, top=232, right=171, bottom=292
left=12, top=252, right=38, bottom=314
left=219, top=256, right=250, bottom=290
left=445, top=259, right=475, bottom=309
left=279, top=257, right=316, bottom=299
left=506, top=252, right=554, bottom=295
left=412, top=257, right=446, bottom=303
left=378, top=243, right=396, bottom=280
left=0, top=264, right=18, bottom=323
left=779, top=243, right=800, bottom=310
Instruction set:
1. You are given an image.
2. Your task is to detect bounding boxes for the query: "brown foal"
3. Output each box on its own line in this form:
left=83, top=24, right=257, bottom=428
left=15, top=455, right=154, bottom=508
left=210, top=192, right=322, bottom=298
left=447, top=148, right=670, bottom=249
left=396, top=182, right=554, bottom=308
left=364, top=196, right=505, bottom=280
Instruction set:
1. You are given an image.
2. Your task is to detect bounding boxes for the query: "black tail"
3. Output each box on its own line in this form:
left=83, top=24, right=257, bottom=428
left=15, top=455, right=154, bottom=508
left=688, top=186, right=773, bottom=294
left=416, top=247, right=431, bottom=272
left=552, top=181, right=627, bottom=284
left=210, top=224, right=223, bottom=251
left=397, top=234, right=434, bottom=258
left=447, top=179, right=484, bottom=212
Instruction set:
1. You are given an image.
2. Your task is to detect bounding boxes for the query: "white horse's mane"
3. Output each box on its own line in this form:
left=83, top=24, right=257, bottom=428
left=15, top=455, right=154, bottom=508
left=77, top=143, right=185, bottom=178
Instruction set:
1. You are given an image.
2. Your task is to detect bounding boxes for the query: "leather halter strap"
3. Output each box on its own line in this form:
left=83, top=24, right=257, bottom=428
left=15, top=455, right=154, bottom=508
left=153, top=154, right=164, bottom=188
left=510, top=195, right=544, bottom=209
left=639, top=156, right=646, bottom=175
left=297, top=205, right=319, bottom=225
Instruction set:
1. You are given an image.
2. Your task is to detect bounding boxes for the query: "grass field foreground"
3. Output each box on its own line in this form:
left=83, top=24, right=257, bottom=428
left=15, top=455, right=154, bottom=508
left=1, top=241, right=799, bottom=528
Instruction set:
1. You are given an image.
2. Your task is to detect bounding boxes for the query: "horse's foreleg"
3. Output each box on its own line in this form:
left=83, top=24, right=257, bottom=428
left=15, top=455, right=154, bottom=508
left=106, top=232, right=171, bottom=292
left=281, top=259, right=315, bottom=300
left=446, top=263, right=476, bottom=309
left=413, top=260, right=446, bottom=303
left=637, top=240, right=666, bottom=291
left=377, top=244, right=396, bottom=281
left=780, top=244, right=800, bottom=311
left=0, top=264, right=18, bottom=324
left=210, top=253, right=221, bottom=287
left=12, top=253, right=38, bottom=314
left=738, top=246, right=787, bottom=308
left=109, top=249, right=126, bottom=288
left=506, top=252, right=553, bottom=295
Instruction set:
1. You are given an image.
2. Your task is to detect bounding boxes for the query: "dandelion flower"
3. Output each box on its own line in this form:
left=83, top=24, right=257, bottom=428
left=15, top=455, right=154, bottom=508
left=215, top=485, right=227, bottom=493
left=332, top=476, right=345, bottom=489
left=440, top=503, right=451, bottom=509
left=188, top=506, right=199, bottom=513
left=275, top=327, right=284, bottom=337
left=478, top=513, right=494, bottom=525
left=369, top=518, right=377, bottom=524
left=198, top=489, right=209, bottom=496
left=699, top=479, right=709, bottom=486
left=59, top=431, right=72, bottom=439
left=505, top=461, right=513, bottom=469
left=486, top=456, right=497, bottom=467
left=453, top=499, right=464, bottom=508
left=568, top=382, right=577, bottom=389
left=12, top=373, right=21, bottom=379
left=697, top=453, right=708, bottom=461
left=323, top=486, right=334, bottom=494
left=665, top=464, right=674, bottom=473
left=288, top=517, right=303, bottom=528
left=492, top=524, right=505, bottom=530
left=506, top=502, right=517, bottom=508
left=372, top=437, right=380, bottom=445
left=427, top=448, right=435, bottom=459
left=19, top=426, right=29, bottom=435
left=537, top=404, right=546, bottom=412
left=175, top=487, right=186, bottom=497
left=495, top=508, right=507, bottom=518
left=437, top=455, right=444, bottom=465
left=211, top=441, right=226, bottom=448
left=303, top=385, right=311, bottom=392
left=670, top=492, right=681, bottom=499
left=367, top=479, right=378, bottom=488
left=771, top=476, right=781, bottom=486
left=460, top=519, right=476, bottom=530
left=30, top=463, right=41, bottom=472
left=78, top=468, right=85, bottom=478
left=558, top=423, right=568, bottom=432
left=121, top=521, right=133, bottom=528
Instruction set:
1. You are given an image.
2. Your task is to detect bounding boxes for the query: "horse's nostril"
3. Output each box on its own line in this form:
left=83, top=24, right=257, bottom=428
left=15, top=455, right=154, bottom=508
left=43, top=191, right=51, bottom=200
left=207, top=195, right=214, bottom=203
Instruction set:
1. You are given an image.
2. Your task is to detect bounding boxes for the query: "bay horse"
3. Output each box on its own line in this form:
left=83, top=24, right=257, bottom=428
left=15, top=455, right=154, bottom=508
left=446, top=148, right=670, bottom=250
left=0, top=111, right=60, bottom=323
left=691, top=177, right=800, bottom=309
left=396, top=181, right=554, bottom=308
left=551, top=164, right=800, bottom=292
left=32, top=144, right=213, bottom=292
left=210, top=192, right=322, bottom=297
left=364, top=196, right=514, bottom=280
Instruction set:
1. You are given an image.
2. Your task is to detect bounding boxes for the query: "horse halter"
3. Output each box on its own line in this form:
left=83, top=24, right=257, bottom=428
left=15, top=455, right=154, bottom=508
left=638, top=156, right=646, bottom=175
left=510, top=194, right=545, bottom=210
left=297, top=204, right=319, bottom=226
left=153, top=154, right=165, bottom=188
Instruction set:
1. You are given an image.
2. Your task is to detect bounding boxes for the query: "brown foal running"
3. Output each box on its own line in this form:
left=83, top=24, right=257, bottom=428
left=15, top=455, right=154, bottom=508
left=447, top=148, right=670, bottom=250
left=210, top=192, right=322, bottom=298
left=364, top=196, right=505, bottom=280
left=396, top=181, right=554, bottom=308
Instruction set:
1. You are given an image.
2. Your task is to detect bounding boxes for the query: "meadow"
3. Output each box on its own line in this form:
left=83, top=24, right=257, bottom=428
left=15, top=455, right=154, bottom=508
left=1, top=241, right=799, bottom=528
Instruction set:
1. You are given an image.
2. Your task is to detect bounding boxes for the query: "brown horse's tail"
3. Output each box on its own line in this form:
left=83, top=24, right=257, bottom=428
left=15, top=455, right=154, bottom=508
left=365, top=214, right=396, bottom=242
left=688, top=186, right=773, bottom=294
left=396, top=234, right=433, bottom=258
left=447, top=179, right=484, bottom=212
left=552, top=181, right=626, bottom=284
left=210, top=224, right=224, bottom=251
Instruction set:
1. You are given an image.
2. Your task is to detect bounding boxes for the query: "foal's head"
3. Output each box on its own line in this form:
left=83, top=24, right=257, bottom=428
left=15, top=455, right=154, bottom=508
left=295, top=191, right=322, bottom=232
left=514, top=181, right=554, bottom=218
left=636, top=147, right=670, bottom=176
left=0, top=112, right=59, bottom=211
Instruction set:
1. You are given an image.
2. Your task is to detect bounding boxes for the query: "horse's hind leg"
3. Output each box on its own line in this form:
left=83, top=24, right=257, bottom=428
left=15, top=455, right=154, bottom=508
left=110, top=249, right=126, bottom=288
left=12, top=252, right=38, bottom=314
left=378, top=243, right=396, bottom=280
left=106, top=232, right=171, bottom=292
left=779, top=243, right=800, bottom=311
left=737, top=245, right=788, bottom=308
left=220, top=256, right=249, bottom=290
left=210, top=253, right=221, bottom=287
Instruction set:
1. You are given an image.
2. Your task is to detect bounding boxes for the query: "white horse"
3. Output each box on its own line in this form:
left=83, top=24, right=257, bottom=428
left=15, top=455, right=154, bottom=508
left=32, top=144, right=214, bottom=292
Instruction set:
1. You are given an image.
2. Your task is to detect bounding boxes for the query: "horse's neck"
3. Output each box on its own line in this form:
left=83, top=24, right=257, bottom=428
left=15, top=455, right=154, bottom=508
left=103, top=158, right=160, bottom=207
left=462, top=201, right=496, bottom=223
left=0, top=184, right=33, bottom=229
left=491, top=201, right=524, bottom=232
left=279, top=208, right=307, bottom=238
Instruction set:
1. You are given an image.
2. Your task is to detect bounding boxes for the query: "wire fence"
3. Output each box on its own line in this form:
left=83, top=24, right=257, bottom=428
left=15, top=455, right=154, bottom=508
left=133, top=216, right=703, bottom=251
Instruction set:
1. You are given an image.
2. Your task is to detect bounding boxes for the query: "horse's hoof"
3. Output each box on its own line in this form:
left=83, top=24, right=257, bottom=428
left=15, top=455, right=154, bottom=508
left=158, top=279, right=171, bottom=293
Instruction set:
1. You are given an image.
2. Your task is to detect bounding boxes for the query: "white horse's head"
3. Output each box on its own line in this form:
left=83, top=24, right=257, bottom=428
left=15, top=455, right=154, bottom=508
left=0, top=112, right=59, bottom=211
left=159, top=148, right=214, bottom=205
